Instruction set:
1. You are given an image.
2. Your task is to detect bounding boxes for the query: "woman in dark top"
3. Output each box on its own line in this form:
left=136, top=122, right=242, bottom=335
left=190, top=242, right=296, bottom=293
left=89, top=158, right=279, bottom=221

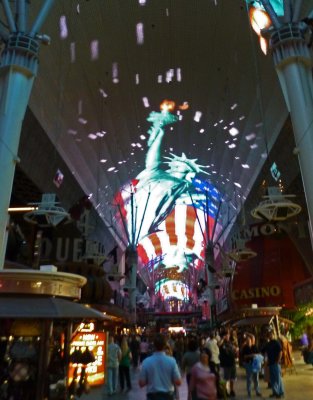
left=264, top=330, right=284, bottom=399
left=219, top=332, right=237, bottom=398
left=182, top=338, right=200, bottom=388
left=119, top=336, right=132, bottom=392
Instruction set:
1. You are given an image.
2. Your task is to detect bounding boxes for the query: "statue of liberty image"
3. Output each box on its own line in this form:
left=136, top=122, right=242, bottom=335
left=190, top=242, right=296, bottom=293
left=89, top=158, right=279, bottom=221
left=124, top=100, right=209, bottom=243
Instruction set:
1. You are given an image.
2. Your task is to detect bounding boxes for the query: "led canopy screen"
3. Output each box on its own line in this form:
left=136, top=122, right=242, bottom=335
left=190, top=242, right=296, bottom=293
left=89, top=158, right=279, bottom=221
left=114, top=103, right=222, bottom=300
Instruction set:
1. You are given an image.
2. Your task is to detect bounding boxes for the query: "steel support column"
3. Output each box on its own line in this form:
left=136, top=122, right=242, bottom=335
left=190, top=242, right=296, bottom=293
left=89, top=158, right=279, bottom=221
left=270, top=23, right=313, bottom=248
left=205, top=245, right=216, bottom=326
left=0, top=0, right=55, bottom=268
left=127, top=246, right=138, bottom=324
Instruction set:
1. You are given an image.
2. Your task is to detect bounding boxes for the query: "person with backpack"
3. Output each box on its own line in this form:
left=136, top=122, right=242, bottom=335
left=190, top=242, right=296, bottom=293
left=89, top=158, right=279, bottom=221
left=241, top=333, right=262, bottom=398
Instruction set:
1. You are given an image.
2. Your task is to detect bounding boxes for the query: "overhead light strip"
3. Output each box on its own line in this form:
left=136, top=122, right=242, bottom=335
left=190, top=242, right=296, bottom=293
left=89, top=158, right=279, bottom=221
left=8, top=207, right=38, bottom=212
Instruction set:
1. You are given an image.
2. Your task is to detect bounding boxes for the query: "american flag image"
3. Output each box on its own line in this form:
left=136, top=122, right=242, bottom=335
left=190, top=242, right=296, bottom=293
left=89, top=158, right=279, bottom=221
left=137, top=204, right=214, bottom=269
left=114, top=177, right=222, bottom=298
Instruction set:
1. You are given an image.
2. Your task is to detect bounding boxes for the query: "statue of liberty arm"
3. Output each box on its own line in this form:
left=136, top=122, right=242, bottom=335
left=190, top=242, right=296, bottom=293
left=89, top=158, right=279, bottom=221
left=144, top=101, right=178, bottom=170
left=129, top=101, right=209, bottom=241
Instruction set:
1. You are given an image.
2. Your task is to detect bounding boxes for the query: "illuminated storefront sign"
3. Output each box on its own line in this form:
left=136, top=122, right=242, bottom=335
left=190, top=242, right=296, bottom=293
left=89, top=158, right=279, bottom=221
left=69, top=331, right=107, bottom=386
left=168, top=326, right=186, bottom=334
left=231, top=231, right=311, bottom=309
left=231, top=285, right=281, bottom=300
left=78, top=322, right=95, bottom=332
left=232, top=221, right=308, bottom=244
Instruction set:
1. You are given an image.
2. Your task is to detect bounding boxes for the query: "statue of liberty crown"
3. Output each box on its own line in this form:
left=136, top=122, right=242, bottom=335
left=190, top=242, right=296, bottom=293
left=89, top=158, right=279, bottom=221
left=164, top=152, right=210, bottom=175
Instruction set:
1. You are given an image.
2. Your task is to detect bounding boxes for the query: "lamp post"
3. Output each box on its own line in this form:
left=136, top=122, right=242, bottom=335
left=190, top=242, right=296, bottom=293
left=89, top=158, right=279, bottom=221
left=117, top=190, right=139, bottom=325
left=205, top=245, right=217, bottom=327
left=0, top=0, right=55, bottom=269
left=247, top=0, right=313, bottom=248
left=126, top=244, right=138, bottom=324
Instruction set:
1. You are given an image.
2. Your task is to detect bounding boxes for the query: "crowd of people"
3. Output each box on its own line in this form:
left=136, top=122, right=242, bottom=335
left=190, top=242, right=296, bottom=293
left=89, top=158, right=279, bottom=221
left=105, top=326, right=294, bottom=400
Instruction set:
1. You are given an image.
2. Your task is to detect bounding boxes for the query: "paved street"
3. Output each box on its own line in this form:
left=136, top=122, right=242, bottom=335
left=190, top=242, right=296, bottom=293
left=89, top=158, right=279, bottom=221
left=80, top=351, right=313, bottom=400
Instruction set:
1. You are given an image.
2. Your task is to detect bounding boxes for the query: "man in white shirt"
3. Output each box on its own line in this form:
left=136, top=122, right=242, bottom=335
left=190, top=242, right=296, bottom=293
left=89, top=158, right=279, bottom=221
left=139, top=334, right=182, bottom=400
left=205, top=332, right=220, bottom=375
left=107, top=336, right=121, bottom=395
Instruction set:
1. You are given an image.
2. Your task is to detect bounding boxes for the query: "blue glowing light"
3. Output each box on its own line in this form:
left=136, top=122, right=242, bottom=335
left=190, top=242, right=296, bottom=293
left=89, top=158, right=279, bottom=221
left=246, top=0, right=284, bottom=16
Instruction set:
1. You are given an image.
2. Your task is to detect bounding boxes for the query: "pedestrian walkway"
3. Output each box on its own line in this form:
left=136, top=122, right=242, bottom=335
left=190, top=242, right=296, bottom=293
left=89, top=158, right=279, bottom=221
left=80, top=351, right=313, bottom=400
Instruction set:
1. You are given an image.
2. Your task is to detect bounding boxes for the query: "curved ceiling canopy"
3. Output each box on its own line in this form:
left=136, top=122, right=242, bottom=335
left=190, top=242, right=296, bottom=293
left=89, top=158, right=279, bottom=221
left=26, top=0, right=313, bottom=248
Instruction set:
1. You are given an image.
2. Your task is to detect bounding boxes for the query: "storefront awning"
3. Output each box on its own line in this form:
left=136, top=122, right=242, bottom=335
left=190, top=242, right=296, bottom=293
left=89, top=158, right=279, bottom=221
left=232, top=316, right=273, bottom=327
left=0, top=296, right=109, bottom=320
left=94, top=303, right=130, bottom=322
left=232, top=315, right=294, bottom=328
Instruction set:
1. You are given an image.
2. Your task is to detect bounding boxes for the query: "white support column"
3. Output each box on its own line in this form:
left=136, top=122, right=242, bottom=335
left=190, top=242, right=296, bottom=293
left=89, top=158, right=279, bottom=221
left=271, top=23, right=313, bottom=249
left=0, top=0, right=55, bottom=269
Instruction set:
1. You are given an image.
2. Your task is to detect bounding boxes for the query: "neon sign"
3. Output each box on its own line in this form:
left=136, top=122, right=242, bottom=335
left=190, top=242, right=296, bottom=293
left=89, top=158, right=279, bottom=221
left=69, top=331, right=107, bottom=386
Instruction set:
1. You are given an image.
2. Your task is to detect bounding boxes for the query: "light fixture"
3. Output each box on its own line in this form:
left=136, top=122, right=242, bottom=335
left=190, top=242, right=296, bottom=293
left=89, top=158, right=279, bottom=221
left=220, top=259, right=235, bottom=278
left=8, top=207, right=38, bottom=212
left=107, top=264, right=125, bottom=281
left=249, top=6, right=272, bottom=54
left=251, top=186, right=301, bottom=222
left=207, top=279, right=220, bottom=290
left=24, top=193, right=70, bottom=227
left=249, top=6, right=272, bottom=35
left=220, top=268, right=235, bottom=278
left=227, top=239, right=257, bottom=263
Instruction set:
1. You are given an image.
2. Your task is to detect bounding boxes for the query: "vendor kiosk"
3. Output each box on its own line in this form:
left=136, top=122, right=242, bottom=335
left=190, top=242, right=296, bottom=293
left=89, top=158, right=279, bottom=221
left=0, top=268, right=108, bottom=399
